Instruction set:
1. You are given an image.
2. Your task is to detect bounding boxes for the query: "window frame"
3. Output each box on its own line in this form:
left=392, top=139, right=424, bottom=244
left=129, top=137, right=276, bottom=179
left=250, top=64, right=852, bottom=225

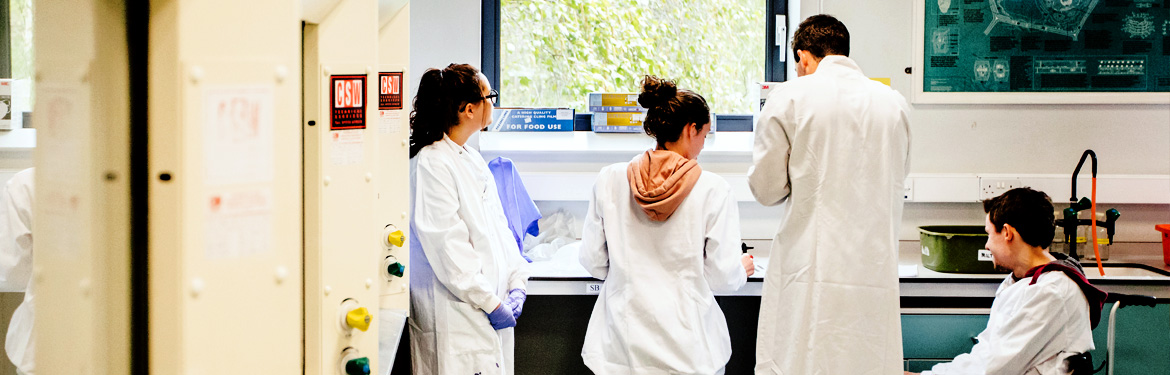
left=481, top=0, right=788, bottom=130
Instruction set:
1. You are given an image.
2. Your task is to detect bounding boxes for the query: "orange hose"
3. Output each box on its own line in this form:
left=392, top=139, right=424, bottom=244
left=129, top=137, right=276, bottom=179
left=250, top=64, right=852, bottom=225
left=1092, top=177, right=1103, bottom=276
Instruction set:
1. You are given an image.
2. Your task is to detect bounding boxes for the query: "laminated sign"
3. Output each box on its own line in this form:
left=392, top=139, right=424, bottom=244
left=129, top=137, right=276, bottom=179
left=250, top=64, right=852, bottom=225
left=331, top=75, right=366, bottom=130
left=379, top=72, right=403, bottom=110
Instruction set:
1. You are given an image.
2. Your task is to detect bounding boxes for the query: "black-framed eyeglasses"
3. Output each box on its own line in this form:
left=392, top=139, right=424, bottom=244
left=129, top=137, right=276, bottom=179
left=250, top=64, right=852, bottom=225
left=480, top=89, right=499, bottom=105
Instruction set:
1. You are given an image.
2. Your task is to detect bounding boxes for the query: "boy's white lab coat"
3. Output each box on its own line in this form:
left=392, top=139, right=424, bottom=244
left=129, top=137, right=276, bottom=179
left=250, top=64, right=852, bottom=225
left=924, top=272, right=1094, bottom=375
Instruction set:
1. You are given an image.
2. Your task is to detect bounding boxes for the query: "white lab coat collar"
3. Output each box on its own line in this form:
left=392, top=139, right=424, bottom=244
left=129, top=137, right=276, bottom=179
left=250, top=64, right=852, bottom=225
left=812, top=55, right=867, bottom=79
left=436, top=133, right=469, bottom=154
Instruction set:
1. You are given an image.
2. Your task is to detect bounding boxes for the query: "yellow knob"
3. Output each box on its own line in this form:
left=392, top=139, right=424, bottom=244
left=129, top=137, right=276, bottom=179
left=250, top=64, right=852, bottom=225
left=386, top=230, right=405, bottom=248
left=345, top=307, right=372, bottom=332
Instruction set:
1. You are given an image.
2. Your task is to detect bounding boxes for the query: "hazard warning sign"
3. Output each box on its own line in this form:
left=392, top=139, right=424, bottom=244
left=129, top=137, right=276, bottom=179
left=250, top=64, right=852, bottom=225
left=379, top=71, right=403, bottom=110
left=331, top=75, right=366, bottom=130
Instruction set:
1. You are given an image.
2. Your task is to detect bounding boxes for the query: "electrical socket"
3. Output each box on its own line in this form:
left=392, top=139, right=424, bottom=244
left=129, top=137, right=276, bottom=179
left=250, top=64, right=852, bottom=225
left=904, top=179, right=915, bottom=201
left=979, top=177, right=1023, bottom=200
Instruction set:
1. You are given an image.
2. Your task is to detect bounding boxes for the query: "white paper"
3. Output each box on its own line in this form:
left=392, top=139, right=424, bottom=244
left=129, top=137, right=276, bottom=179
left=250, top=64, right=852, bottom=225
left=899, top=264, right=919, bottom=277
left=379, top=110, right=402, bottom=134
left=331, top=129, right=365, bottom=165
left=206, top=189, right=273, bottom=259
left=203, top=85, right=275, bottom=186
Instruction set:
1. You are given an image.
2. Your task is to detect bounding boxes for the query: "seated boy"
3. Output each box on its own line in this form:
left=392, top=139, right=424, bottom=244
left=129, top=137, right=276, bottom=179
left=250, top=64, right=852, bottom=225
left=908, top=187, right=1105, bottom=375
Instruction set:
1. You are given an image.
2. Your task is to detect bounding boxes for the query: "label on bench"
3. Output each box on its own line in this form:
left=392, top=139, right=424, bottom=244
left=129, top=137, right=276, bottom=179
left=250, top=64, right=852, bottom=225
left=978, top=249, right=993, bottom=262
left=585, top=282, right=602, bottom=294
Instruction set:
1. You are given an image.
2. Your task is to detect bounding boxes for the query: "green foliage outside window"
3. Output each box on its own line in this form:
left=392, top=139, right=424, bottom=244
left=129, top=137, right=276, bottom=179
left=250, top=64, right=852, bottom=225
left=11, top=0, right=34, bottom=106
left=500, top=0, right=765, bottom=114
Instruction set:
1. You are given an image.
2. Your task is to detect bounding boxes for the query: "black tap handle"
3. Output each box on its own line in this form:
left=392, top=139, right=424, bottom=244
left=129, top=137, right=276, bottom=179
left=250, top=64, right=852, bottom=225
left=741, top=243, right=754, bottom=254
left=1105, top=208, right=1120, bottom=222
left=1069, top=197, right=1092, bottom=212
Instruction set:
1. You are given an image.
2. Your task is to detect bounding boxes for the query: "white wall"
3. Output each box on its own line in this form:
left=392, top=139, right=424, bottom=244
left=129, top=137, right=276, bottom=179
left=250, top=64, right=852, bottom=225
left=414, top=0, right=1170, bottom=241
left=408, top=0, right=481, bottom=96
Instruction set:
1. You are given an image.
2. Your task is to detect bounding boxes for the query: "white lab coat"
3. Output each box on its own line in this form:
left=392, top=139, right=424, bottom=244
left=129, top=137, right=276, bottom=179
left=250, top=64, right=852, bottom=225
left=0, top=169, right=34, bottom=374
left=748, top=56, right=911, bottom=374
left=408, top=134, right=529, bottom=375
left=579, top=163, right=746, bottom=375
left=924, top=272, right=1094, bottom=375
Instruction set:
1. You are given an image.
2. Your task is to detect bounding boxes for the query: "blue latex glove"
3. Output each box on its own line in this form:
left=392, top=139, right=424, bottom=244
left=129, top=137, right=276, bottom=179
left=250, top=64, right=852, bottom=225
left=486, top=303, right=516, bottom=330
left=503, top=288, right=527, bottom=319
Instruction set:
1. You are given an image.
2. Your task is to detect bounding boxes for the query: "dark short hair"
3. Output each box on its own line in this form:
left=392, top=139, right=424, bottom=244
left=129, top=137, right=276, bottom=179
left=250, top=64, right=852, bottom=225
left=983, top=187, right=1055, bottom=249
left=792, top=14, right=850, bottom=62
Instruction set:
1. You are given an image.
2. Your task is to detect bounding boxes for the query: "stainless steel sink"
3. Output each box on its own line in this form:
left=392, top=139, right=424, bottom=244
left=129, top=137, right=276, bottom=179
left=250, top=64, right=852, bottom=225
left=1085, top=264, right=1170, bottom=280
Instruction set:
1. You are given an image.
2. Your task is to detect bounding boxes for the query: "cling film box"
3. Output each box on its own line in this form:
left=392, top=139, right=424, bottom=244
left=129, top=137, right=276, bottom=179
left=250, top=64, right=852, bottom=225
left=587, top=92, right=646, bottom=113
left=591, top=112, right=645, bottom=133
left=489, top=108, right=575, bottom=132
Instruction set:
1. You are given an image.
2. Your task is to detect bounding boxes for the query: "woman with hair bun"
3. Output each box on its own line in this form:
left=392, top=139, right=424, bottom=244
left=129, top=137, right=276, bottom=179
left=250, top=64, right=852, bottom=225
left=579, top=75, right=755, bottom=374
left=407, top=63, right=529, bottom=375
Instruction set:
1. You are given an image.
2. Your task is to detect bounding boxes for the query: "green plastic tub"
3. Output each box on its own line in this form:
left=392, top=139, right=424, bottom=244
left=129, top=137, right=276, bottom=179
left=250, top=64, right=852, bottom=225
left=919, top=225, right=1000, bottom=274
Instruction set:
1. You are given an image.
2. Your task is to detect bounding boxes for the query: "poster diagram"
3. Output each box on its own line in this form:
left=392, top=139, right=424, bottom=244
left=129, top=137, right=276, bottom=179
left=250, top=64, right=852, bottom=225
left=985, top=0, right=1101, bottom=40
left=924, top=0, right=1170, bottom=93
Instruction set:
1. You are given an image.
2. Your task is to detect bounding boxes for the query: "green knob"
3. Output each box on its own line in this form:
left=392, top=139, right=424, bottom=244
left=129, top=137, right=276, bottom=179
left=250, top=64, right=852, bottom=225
left=387, top=262, right=405, bottom=278
left=345, top=357, right=370, bottom=375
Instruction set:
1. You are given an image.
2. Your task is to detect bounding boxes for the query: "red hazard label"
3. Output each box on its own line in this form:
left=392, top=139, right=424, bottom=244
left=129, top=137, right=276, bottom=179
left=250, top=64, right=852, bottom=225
left=379, top=72, right=403, bottom=110
left=331, top=75, right=366, bottom=130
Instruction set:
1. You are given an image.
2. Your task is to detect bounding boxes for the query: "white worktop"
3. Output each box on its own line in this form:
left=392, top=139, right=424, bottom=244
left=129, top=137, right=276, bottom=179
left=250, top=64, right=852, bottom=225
left=526, top=240, right=1170, bottom=298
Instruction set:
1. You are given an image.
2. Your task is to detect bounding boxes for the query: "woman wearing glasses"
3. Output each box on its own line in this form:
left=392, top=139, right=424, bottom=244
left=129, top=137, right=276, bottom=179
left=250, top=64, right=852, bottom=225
left=579, top=76, right=755, bottom=374
left=407, top=63, right=528, bottom=375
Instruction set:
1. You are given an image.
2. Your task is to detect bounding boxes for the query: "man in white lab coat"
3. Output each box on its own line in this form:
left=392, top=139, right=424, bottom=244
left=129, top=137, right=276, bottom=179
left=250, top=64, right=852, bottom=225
left=0, top=168, right=34, bottom=375
left=910, top=188, right=1103, bottom=375
left=748, top=15, right=911, bottom=375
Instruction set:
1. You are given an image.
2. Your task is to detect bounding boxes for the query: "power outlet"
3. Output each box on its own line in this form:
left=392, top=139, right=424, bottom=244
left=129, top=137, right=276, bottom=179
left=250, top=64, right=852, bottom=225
left=903, top=179, right=915, bottom=201
left=979, top=177, right=1023, bottom=200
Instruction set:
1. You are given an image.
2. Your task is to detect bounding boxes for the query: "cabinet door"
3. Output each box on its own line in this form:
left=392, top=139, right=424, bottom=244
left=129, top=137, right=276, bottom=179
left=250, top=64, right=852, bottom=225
left=1095, top=303, right=1170, bottom=375
left=902, top=314, right=989, bottom=359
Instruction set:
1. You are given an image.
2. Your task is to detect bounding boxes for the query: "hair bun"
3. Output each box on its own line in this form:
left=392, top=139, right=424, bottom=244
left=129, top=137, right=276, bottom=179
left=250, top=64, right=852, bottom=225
left=638, top=75, right=677, bottom=109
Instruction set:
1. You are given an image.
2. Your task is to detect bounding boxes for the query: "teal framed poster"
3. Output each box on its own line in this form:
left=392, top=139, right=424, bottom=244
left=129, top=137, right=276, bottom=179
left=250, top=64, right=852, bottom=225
left=913, top=0, right=1170, bottom=103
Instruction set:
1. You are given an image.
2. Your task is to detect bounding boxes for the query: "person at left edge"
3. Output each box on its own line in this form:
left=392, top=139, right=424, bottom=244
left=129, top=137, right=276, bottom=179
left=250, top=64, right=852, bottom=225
left=407, top=63, right=530, bottom=375
left=0, top=168, right=34, bottom=375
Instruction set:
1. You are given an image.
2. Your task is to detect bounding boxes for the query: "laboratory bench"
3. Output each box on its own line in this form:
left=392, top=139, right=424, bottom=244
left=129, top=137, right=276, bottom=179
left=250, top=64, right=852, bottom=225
left=509, top=241, right=1170, bottom=374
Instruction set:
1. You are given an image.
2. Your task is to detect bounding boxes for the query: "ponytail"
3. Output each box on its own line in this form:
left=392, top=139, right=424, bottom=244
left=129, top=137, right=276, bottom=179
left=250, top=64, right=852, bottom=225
left=409, top=64, right=483, bottom=157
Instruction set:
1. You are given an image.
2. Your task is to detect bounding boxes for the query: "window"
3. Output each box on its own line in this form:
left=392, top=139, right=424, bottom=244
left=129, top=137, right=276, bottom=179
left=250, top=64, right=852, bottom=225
left=484, top=0, right=786, bottom=115
left=9, top=0, right=32, bottom=84
left=2, top=0, right=35, bottom=127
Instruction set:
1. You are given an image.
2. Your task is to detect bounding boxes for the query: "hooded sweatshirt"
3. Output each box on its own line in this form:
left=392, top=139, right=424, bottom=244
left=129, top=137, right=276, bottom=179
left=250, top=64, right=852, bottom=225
left=626, top=150, right=702, bottom=221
